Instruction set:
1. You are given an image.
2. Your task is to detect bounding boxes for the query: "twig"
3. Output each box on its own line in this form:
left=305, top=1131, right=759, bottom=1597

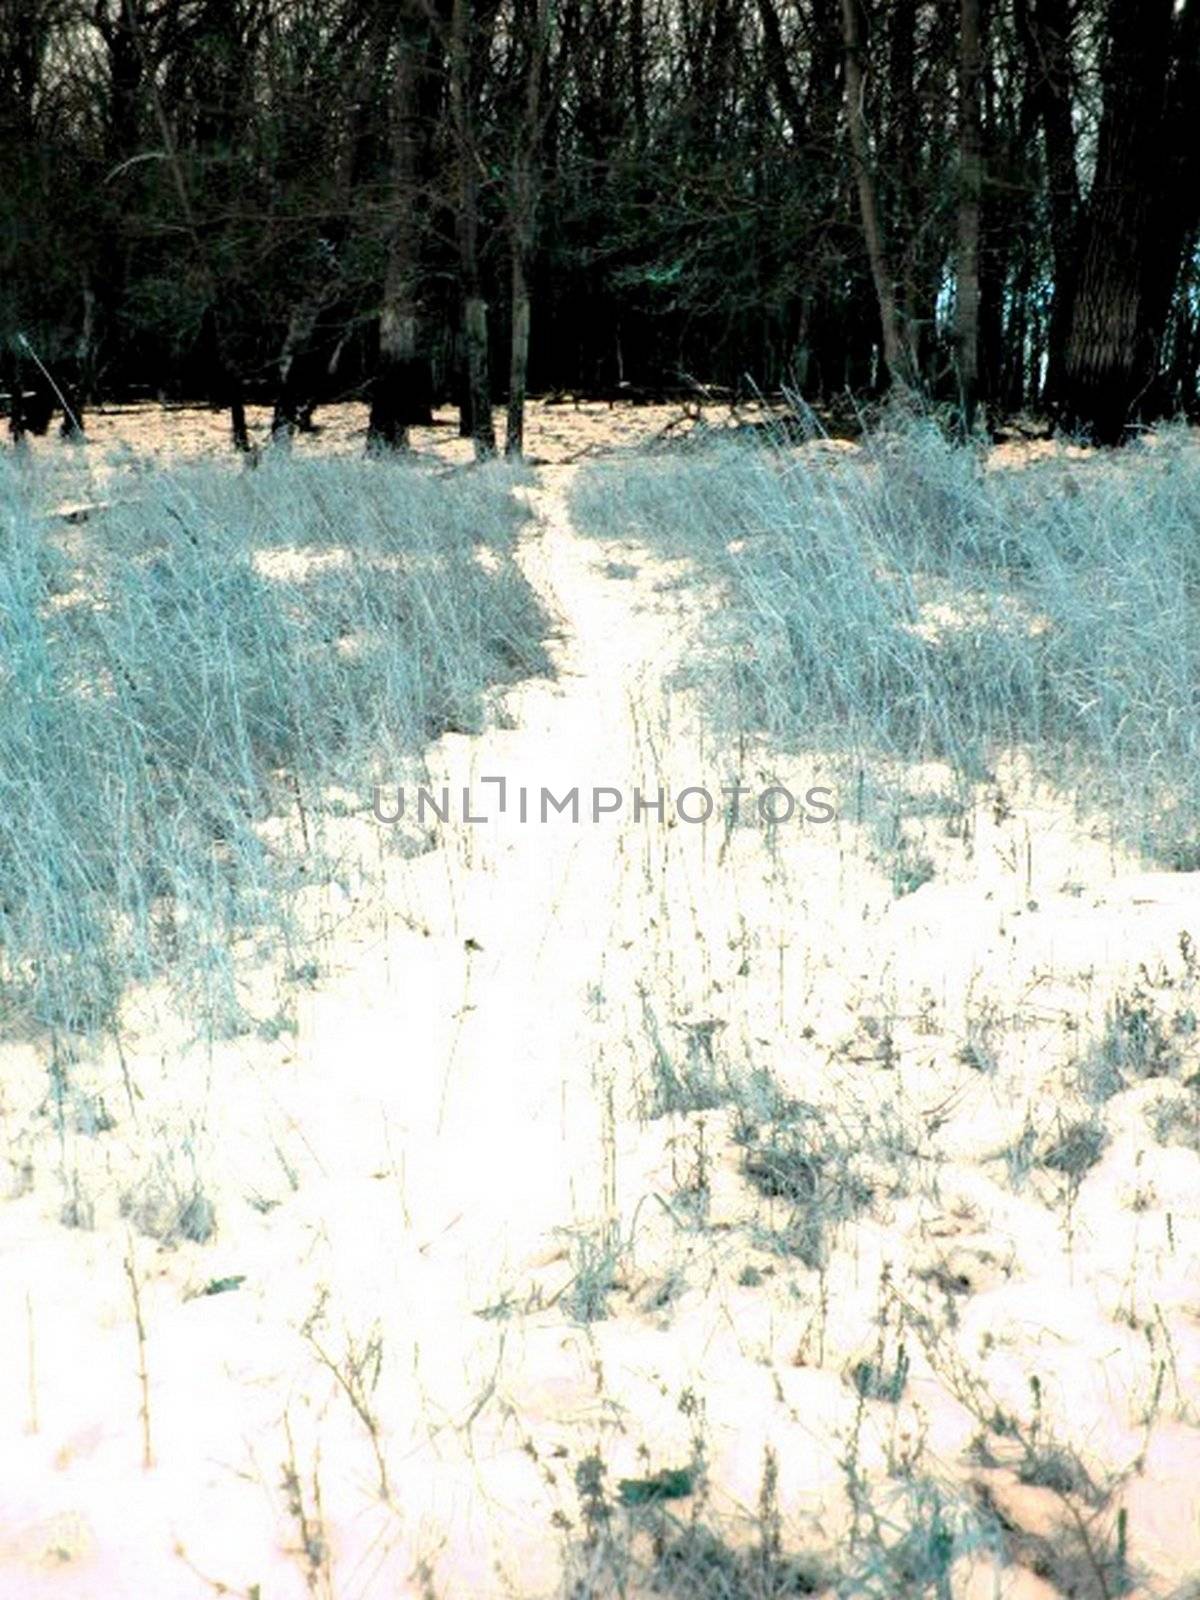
left=305, top=1325, right=390, bottom=1501
left=25, top=1293, right=38, bottom=1435
left=123, top=1239, right=154, bottom=1469
left=16, top=333, right=82, bottom=437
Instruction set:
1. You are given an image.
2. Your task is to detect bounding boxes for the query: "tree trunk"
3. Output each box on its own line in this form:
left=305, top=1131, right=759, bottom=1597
left=953, top=0, right=984, bottom=436
left=1136, top=0, right=1200, bottom=417
left=368, top=1, right=434, bottom=453
left=840, top=0, right=914, bottom=391
left=505, top=0, right=549, bottom=459
left=124, top=0, right=249, bottom=451
left=630, top=0, right=647, bottom=150
left=272, top=301, right=319, bottom=447
left=506, top=248, right=532, bottom=457
left=199, top=305, right=250, bottom=453
left=5, top=347, right=28, bottom=446
left=461, top=295, right=493, bottom=454
left=886, top=0, right=925, bottom=383
left=756, top=0, right=806, bottom=142
left=1058, top=0, right=1174, bottom=443
left=1017, top=0, right=1080, bottom=408
left=451, top=0, right=496, bottom=458
left=91, top=1, right=145, bottom=401
left=274, top=1, right=394, bottom=447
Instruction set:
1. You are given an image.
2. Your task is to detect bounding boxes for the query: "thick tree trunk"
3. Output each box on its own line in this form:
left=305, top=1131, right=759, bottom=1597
left=369, top=313, right=432, bottom=452
left=1169, top=300, right=1200, bottom=418
left=1017, top=0, right=1080, bottom=408
left=840, top=0, right=914, bottom=391
left=368, top=1, right=434, bottom=453
left=1058, top=0, right=1174, bottom=443
left=91, top=2, right=145, bottom=400
left=953, top=0, right=984, bottom=436
left=1136, top=0, right=1200, bottom=417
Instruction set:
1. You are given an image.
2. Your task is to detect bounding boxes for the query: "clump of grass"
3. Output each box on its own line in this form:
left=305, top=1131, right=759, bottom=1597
left=566, top=1440, right=826, bottom=1600
left=0, top=452, right=550, bottom=1041
left=850, top=1347, right=910, bottom=1405
left=1077, top=989, right=1183, bottom=1103
left=571, top=418, right=1200, bottom=864
left=1038, top=1116, right=1109, bottom=1179
left=733, top=1078, right=872, bottom=1269
left=639, top=994, right=732, bottom=1119
left=1144, top=1090, right=1200, bottom=1151
left=890, top=841, right=936, bottom=899
left=839, top=1474, right=1000, bottom=1600
left=561, top=1222, right=625, bottom=1324
left=912, top=1340, right=1137, bottom=1597
left=994, top=1111, right=1108, bottom=1193
left=958, top=997, right=1003, bottom=1074
left=120, top=1144, right=217, bottom=1245
left=848, top=1268, right=911, bottom=1404
left=644, top=1448, right=826, bottom=1599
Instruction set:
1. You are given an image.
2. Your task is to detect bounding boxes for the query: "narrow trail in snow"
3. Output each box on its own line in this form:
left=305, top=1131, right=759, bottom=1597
left=252, top=459, right=769, bottom=1593
left=6, top=460, right=1197, bottom=1600
left=371, top=462, right=717, bottom=1279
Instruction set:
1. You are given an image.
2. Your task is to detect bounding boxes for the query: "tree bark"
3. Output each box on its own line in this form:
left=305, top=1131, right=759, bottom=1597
left=630, top=0, right=647, bottom=150
left=505, top=0, right=549, bottom=458
left=506, top=248, right=533, bottom=457
left=1016, top=0, right=1080, bottom=407
left=840, top=0, right=914, bottom=392
left=756, top=0, right=806, bottom=142
left=953, top=0, right=984, bottom=435
left=368, top=0, right=435, bottom=452
left=1136, top=0, right=1200, bottom=416
left=90, top=0, right=146, bottom=403
left=1058, top=0, right=1174, bottom=443
left=450, top=0, right=496, bottom=458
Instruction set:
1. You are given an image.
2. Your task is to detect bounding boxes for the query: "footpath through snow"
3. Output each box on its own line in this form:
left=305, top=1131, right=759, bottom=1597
left=5, top=462, right=1200, bottom=1598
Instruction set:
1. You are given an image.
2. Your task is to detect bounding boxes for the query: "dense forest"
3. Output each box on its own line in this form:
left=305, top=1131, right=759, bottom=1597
left=1, top=0, right=1198, bottom=452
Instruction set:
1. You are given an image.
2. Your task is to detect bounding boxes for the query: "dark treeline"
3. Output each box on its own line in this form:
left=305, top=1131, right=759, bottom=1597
left=2, top=0, right=1198, bottom=453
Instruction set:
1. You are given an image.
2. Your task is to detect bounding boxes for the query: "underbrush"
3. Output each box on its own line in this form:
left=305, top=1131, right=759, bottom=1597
left=570, top=417, right=1200, bottom=864
left=0, top=453, right=550, bottom=1038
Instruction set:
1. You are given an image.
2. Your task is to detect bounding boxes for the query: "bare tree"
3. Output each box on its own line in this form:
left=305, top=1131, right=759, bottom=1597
left=450, top=0, right=496, bottom=457
left=953, top=0, right=984, bottom=434
left=504, top=0, right=550, bottom=457
left=123, top=0, right=251, bottom=451
left=840, top=0, right=915, bottom=391
left=7, top=0, right=1200, bottom=439
left=368, top=0, right=437, bottom=451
